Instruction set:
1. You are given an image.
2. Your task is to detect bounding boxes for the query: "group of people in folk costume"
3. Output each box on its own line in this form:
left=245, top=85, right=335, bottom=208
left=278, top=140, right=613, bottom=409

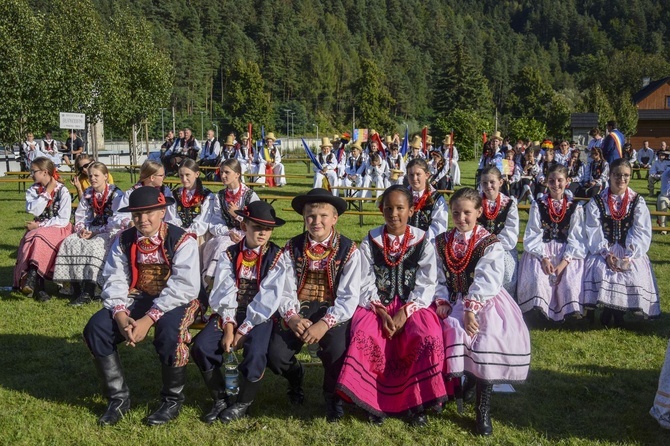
left=20, top=130, right=85, bottom=168
left=316, top=132, right=461, bottom=197
left=159, top=128, right=286, bottom=187
left=11, top=124, right=670, bottom=433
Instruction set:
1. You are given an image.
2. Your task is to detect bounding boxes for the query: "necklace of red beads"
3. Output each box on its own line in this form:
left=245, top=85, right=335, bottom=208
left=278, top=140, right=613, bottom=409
left=547, top=195, right=568, bottom=223
left=382, top=225, right=411, bottom=267
left=445, top=227, right=478, bottom=274
left=608, top=189, right=629, bottom=221
left=92, top=184, right=109, bottom=216
left=482, top=193, right=502, bottom=220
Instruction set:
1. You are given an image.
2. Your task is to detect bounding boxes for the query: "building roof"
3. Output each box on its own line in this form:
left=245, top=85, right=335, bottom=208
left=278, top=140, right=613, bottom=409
left=632, top=77, right=670, bottom=104
left=570, top=113, right=598, bottom=128
left=638, top=110, right=670, bottom=120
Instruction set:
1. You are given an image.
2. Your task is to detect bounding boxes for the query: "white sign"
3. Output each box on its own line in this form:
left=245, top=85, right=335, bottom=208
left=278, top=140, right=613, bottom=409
left=59, top=112, right=86, bottom=130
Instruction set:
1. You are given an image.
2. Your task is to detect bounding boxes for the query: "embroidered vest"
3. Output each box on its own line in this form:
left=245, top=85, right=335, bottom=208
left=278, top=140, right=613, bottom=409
left=537, top=199, right=578, bottom=243
left=217, top=188, right=255, bottom=228
left=435, top=231, right=498, bottom=300
left=287, top=232, right=356, bottom=306
left=568, top=160, right=582, bottom=178
left=119, top=223, right=193, bottom=297
left=594, top=193, right=640, bottom=246
left=590, top=160, right=605, bottom=180
left=409, top=191, right=442, bottom=232
left=477, top=198, right=513, bottom=236
left=174, top=187, right=212, bottom=228
left=87, top=185, right=119, bottom=227
left=318, top=153, right=334, bottom=166
left=34, top=185, right=64, bottom=222
left=369, top=235, right=426, bottom=305
left=225, top=242, right=282, bottom=310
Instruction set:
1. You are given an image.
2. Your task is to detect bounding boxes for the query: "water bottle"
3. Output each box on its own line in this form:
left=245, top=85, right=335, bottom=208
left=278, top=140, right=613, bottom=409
left=224, top=350, right=239, bottom=396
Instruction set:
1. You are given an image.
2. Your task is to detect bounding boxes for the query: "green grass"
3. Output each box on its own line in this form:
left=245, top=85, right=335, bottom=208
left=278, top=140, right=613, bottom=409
left=1, top=160, right=669, bottom=445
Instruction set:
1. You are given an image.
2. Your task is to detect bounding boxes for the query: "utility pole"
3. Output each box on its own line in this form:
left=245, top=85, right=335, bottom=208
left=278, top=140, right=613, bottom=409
left=313, top=123, right=319, bottom=140
left=283, top=109, right=291, bottom=138
left=160, top=108, right=167, bottom=137
left=200, top=111, right=205, bottom=140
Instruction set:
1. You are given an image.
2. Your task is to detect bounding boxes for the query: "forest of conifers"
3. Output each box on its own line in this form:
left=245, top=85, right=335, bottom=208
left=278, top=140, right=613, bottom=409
left=4, top=0, right=670, bottom=157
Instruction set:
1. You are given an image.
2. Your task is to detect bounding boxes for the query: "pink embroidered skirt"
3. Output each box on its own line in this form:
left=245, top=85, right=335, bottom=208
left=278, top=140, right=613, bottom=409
left=336, top=297, right=447, bottom=417
left=13, top=224, right=73, bottom=286
left=442, top=290, right=531, bottom=383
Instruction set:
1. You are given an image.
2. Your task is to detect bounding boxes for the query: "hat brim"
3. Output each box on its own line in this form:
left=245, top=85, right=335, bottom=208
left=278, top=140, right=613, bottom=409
left=234, top=210, right=286, bottom=227
left=118, top=196, right=175, bottom=213
left=291, top=193, right=347, bottom=216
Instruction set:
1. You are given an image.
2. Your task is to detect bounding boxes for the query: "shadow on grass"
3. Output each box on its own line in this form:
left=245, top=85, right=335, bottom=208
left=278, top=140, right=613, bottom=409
left=489, top=365, right=668, bottom=444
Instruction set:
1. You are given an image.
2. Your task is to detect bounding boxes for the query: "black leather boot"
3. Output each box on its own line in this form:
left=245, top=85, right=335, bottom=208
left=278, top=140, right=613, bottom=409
left=21, top=267, right=38, bottom=296
left=219, top=378, right=261, bottom=423
left=600, top=308, right=613, bottom=327
left=93, top=352, right=130, bottom=426
left=324, top=392, right=344, bottom=423
left=200, top=368, right=228, bottom=424
left=70, top=282, right=93, bottom=306
left=285, top=361, right=305, bottom=405
left=462, top=373, right=476, bottom=404
left=475, top=381, right=493, bottom=436
left=145, top=365, right=187, bottom=426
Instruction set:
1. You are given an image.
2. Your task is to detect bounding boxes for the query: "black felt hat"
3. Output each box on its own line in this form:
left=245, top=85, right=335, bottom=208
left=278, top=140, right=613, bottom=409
left=235, top=200, right=286, bottom=227
left=291, top=188, right=347, bottom=216
left=117, top=186, right=175, bottom=213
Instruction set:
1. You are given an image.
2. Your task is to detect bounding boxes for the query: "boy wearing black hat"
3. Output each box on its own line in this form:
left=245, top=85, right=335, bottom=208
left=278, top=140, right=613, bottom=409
left=190, top=201, right=286, bottom=423
left=240, top=188, right=361, bottom=422
left=83, top=186, right=201, bottom=426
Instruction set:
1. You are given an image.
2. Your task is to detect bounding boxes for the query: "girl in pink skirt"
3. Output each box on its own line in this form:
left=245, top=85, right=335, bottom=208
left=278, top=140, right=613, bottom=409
left=517, top=164, right=587, bottom=321
left=583, top=158, right=660, bottom=327
left=14, top=157, right=73, bottom=302
left=435, top=187, right=531, bottom=436
left=337, top=185, right=447, bottom=427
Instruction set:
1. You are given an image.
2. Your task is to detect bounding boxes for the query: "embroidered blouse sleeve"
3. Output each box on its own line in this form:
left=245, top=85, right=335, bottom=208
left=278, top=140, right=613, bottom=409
left=240, top=252, right=287, bottom=335
left=162, top=188, right=177, bottom=225
left=74, top=194, right=91, bottom=232
left=358, top=237, right=382, bottom=309
left=595, top=163, right=609, bottom=186
left=434, top=239, right=453, bottom=308
left=208, top=194, right=230, bottom=237
left=276, top=249, right=301, bottom=322
left=626, top=195, right=652, bottom=258
left=208, top=253, right=238, bottom=326
left=498, top=198, right=520, bottom=251
left=117, top=189, right=132, bottom=230
left=564, top=203, right=587, bottom=260
left=466, top=242, right=505, bottom=310
left=188, top=193, right=213, bottom=237
left=427, top=196, right=449, bottom=242
left=523, top=201, right=545, bottom=259
left=38, top=186, right=71, bottom=227
left=404, top=239, right=437, bottom=313
left=151, top=237, right=201, bottom=314
left=584, top=198, right=609, bottom=256
left=323, top=248, right=361, bottom=328
left=101, top=237, right=133, bottom=312
left=103, top=189, right=125, bottom=234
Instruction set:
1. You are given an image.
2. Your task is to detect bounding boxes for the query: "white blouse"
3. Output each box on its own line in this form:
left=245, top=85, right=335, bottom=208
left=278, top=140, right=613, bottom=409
left=26, top=182, right=71, bottom=227
left=171, top=187, right=215, bottom=237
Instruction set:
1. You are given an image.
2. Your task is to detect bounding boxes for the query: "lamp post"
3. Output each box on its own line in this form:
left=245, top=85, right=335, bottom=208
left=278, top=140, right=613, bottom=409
left=283, top=109, right=291, bottom=138
left=212, top=122, right=219, bottom=140
left=199, top=111, right=205, bottom=140
left=313, top=123, right=319, bottom=140
left=160, top=108, right=167, bottom=137
left=290, top=112, right=295, bottom=138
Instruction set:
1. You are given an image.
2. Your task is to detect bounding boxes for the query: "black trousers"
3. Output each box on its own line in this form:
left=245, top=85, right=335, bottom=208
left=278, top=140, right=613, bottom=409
left=191, top=311, right=274, bottom=382
left=266, top=301, right=350, bottom=393
left=83, top=295, right=197, bottom=367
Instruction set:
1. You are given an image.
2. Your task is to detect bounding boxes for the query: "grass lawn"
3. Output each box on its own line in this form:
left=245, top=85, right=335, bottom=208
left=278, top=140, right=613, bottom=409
left=1, top=159, right=669, bottom=445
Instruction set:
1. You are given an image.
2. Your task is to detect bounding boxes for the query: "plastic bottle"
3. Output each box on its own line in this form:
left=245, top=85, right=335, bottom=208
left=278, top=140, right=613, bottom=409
left=224, top=350, right=239, bottom=396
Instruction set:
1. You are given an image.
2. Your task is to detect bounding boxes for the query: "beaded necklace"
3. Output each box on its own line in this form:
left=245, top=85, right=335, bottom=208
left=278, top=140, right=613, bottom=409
left=547, top=195, right=568, bottom=223
left=445, top=227, right=478, bottom=274
left=381, top=225, right=411, bottom=268
left=482, top=193, right=502, bottom=220
left=608, top=189, right=629, bottom=221
left=91, top=184, right=109, bottom=216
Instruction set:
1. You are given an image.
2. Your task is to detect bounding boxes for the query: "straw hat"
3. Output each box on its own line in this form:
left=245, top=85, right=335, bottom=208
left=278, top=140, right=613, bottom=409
left=425, top=135, right=433, bottom=145
left=265, top=132, right=277, bottom=141
left=320, top=137, right=333, bottom=148
left=443, top=135, right=452, bottom=145
left=491, top=131, right=503, bottom=141
left=241, top=132, right=250, bottom=141
left=409, top=135, right=422, bottom=150
left=224, top=135, right=235, bottom=146
left=385, top=135, right=393, bottom=144
left=349, top=140, right=363, bottom=151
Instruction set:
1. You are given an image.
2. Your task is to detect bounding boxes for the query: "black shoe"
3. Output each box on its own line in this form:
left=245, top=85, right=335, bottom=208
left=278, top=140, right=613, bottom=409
left=37, top=291, right=51, bottom=302
left=409, top=411, right=428, bottom=427
left=199, top=368, right=228, bottom=424
left=462, top=375, right=476, bottom=404
left=585, top=309, right=595, bottom=324
left=324, top=392, right=344, bottom=423
left=600, top=308, right=613, bottom=327
left=475, top=381, right=493, bottom=436
left=368, top=413, right=385, bottom=426
left=69, top=292, right=92, bottom=307
left=145, top=366, right=186, bottom=426
left=612, top=310, right=625, bottom=328
left=219, top=402, right=253, bottom=423
left=94, top=352, right=130, bottom=426
left=286, top=361, right=305, bottom=405
left=21, top=268, right=38, bottom=296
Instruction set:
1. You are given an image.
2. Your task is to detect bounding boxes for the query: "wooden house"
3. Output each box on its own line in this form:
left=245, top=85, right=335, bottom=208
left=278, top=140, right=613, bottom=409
left=632, top=77, right=670, bottom=149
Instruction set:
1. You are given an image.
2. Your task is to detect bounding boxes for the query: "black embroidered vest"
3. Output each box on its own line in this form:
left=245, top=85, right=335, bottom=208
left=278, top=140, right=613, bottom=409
left=477, top=198, right=513, bottom=236
left=409, top=191, right=442, bottom=232
left=225, top=242, right=282, bottom=310
left=34, top=185, right=64, bottom=222
left=369, top=235, right=426, bottom=305
left=435, top=232, right=498, bottom=302
left=287, top=232, right=356, bottom=305
left=217, top=188, right=255, bottom=229
left=174, top=187, right=212, bottom=228
left=594, top=193, right=640, bottom=246
left=537, top=199, right=578, bottom=243
left=88, top=185, right=119, bottom=227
